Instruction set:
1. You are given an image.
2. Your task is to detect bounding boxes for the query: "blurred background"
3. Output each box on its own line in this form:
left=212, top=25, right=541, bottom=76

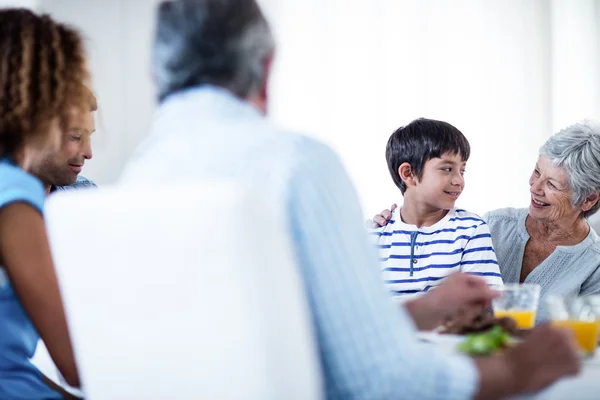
left=2, top=0, right=600, bottom=217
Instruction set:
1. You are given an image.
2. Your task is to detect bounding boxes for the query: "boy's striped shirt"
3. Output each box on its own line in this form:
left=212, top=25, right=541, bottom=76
left=370, top=208, right=503, bottom=297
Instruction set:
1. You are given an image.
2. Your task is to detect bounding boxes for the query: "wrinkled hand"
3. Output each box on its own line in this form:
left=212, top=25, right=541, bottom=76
left=506, top=324, right=580, bottom=394
left=365, top=204, right=397, bottom=229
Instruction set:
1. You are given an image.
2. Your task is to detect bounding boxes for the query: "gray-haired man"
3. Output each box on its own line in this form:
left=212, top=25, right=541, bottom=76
left=121, top=1, right=580, bottom=398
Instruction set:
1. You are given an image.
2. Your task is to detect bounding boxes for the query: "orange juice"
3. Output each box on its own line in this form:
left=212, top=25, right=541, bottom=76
left=494, top=310, right=535, bottom=329
left=552, top=320, right=599, bottom=355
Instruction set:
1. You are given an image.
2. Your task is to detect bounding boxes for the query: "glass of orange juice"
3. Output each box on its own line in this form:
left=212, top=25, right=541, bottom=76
left=583, top=295, right=600, bottom=345
left=492, top=284, right=540, bottom=329
left=546, top=296, right=599, bottom=357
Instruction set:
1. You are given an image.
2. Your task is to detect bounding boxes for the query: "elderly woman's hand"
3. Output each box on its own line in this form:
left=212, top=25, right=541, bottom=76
left=365, top=203, right=397, bottom=229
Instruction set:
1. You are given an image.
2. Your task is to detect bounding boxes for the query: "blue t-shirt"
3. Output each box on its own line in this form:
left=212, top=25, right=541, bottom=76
left=0, top=158, right=61, bottom=399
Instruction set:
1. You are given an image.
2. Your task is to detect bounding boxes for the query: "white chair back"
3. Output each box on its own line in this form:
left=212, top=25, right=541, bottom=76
left=45, top=182, right=322, bottom=400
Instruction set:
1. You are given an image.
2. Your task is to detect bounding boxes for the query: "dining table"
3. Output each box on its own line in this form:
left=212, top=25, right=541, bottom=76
left=417, top=331, right=600, bottom=399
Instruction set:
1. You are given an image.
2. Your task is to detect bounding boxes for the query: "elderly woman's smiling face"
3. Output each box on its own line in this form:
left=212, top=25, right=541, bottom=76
left=529, top=156, right=581, bottom=223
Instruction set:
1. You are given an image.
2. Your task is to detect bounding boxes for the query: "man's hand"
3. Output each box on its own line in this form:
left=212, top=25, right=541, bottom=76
left=365, top=204, right=397, bottom=229
left=405, top=273, right=498, bottom=330
left=506, top=324, right=581, bottom=393
left=474, top=324, right=581, bottom=399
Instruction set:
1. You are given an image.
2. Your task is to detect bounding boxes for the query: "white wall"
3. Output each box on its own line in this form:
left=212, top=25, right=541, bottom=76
left=264, top=0, right=555, bottom=216
left=550, top=0, right=600, bottom=130
left=39, top=0, right=600, bottom=217
left=0, top=0, right=37, bottom=8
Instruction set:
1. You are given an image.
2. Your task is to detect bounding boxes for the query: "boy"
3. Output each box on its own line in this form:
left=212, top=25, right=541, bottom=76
left=369, top=118, right=503, bottom=299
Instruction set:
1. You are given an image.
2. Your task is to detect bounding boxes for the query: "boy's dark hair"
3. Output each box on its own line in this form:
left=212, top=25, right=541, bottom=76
left=386, top=118, right=470, bottom=194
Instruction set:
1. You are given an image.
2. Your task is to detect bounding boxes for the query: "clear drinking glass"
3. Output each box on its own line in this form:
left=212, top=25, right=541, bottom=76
left=583, top=295, right=600, bottom=345
left=546, top=295, right=599, bottom=357
left=492, top=284, right=540, bottom=329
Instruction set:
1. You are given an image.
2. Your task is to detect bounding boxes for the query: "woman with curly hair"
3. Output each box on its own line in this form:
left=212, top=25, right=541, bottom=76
left=0, top=8, right=91, bottom=398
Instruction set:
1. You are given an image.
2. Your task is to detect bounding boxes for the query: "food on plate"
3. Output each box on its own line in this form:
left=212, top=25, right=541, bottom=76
left=442, top=311, right=519, bottom=336
left=457, top=325, right=513, bottom=356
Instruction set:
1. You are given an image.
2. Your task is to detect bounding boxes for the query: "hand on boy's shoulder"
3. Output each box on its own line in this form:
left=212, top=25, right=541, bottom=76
left=365, top=203, right=397, bottom=229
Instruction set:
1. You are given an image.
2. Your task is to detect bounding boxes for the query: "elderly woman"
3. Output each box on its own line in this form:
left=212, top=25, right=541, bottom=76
left=369, top=120, right=600, bottom=321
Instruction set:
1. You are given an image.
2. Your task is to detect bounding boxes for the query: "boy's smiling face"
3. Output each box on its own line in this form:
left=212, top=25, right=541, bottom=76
left=407, top=152, right=467, bottom=211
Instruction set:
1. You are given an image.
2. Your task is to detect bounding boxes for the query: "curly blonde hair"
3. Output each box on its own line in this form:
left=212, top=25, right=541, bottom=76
left=0, top=8, right=91, bottom=157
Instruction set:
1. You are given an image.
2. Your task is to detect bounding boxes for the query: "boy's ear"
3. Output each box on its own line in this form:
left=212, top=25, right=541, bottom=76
left=398, top=162, right=418, bottom=188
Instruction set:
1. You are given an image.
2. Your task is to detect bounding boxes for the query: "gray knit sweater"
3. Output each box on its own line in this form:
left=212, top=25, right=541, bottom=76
left=484, top=208, right=600, bottom=322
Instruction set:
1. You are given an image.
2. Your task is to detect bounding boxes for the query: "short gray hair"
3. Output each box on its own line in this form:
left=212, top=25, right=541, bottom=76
left=153, top=0, right=275, bottom=102
left=540, top=119, right=600, bottom=218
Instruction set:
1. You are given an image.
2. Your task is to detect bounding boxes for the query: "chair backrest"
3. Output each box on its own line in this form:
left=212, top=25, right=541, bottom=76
left=45, top=182, right=323, bottom=400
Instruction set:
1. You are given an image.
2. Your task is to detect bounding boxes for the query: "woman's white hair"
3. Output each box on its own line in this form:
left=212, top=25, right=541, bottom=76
left=540, top=119, right=600, bottom=218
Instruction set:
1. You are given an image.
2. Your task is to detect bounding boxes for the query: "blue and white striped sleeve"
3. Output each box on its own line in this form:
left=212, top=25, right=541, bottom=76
left=286, top=137, right=479, bottom=399
left=460, top=222, right=504, bottom=287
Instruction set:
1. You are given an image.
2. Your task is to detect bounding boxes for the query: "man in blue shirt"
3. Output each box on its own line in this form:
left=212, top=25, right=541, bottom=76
left=121, top=1, right=580, bottom=398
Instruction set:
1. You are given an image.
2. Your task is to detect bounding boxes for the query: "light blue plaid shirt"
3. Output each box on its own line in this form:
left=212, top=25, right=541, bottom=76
left=120, top=86, right=479, bottom=399
left=51, top=175, right=97, bottom=193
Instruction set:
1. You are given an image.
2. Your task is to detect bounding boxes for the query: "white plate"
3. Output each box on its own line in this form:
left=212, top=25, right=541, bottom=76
left=416, top=332, right=464, bottom=353
left=417, top=331, right=463, bottom=344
